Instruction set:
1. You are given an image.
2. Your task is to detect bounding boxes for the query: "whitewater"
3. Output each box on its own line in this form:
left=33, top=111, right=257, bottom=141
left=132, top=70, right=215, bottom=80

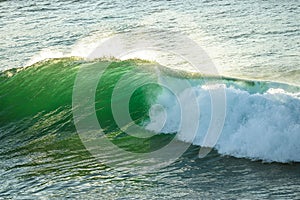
left=1, top=0, right=299, bottom=199
left=146, top=79, right=300, bottom=163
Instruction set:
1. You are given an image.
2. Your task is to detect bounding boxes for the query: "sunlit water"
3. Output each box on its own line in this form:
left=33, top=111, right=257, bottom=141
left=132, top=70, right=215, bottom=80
left=0, top=0, right=299, bottom=199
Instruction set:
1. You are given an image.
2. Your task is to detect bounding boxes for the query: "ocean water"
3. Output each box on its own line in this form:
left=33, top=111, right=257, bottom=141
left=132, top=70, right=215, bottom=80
left=0, top=0, right=300, bottom=199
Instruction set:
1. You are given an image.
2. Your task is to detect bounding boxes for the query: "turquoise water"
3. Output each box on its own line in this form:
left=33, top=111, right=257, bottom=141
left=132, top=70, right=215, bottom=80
left=0, top=1, right=299, bottom=199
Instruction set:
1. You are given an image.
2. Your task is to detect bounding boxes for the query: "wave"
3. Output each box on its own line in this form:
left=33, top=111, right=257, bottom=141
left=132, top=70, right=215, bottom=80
left=0, top=57, right=299, bottom=163
left=147, top=82, right=300, bottom=163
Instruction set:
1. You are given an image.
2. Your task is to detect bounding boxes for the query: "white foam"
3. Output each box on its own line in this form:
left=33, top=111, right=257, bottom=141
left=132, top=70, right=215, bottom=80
left=146, top=84, right=300, bottom=163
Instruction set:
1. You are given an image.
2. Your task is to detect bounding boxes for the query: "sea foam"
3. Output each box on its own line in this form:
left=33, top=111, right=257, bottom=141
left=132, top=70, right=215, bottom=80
left=146, top=83, right=300, bottom=163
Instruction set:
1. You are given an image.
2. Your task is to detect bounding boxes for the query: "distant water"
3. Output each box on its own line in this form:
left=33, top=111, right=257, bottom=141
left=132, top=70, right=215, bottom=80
left=0, top=0, right=299, bottom=85
left=0, top=1, right=299, bottom=199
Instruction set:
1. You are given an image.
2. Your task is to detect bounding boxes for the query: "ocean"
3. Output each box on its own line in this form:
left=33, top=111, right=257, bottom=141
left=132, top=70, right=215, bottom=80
left=0, top=0, right=299, bottom=199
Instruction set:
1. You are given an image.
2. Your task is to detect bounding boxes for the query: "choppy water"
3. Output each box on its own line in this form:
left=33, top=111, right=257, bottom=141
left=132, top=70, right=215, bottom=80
left=0, top=0, right=299, bottom=199
left=1, top=0, right=299, bottom=85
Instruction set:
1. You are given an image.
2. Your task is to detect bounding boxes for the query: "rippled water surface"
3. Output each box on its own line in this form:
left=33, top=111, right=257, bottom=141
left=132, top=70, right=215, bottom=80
left=0, top=0, right=299, bottom=199
left=1, top=0, right=299, bottom=84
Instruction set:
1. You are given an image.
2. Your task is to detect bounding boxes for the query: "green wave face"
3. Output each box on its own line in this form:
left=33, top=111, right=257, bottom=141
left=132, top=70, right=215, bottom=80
left=0, top=58, right=174, bottom=160
left=0, top=58, right=81, bottom=125
left=1, top=57, right=299, bottom=171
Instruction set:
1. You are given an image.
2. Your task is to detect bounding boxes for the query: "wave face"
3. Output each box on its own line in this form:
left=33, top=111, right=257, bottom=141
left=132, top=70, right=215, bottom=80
left=1, top=58, right=300, bottom=164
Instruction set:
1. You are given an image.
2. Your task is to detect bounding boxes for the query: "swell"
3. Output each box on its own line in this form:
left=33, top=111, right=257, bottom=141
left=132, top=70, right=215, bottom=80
left=0, top=57, right=299, bottom=163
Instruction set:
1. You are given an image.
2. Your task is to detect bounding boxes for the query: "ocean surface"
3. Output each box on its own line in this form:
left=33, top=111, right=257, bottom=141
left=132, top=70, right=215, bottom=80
left=0, top=0, right=299, bottom=199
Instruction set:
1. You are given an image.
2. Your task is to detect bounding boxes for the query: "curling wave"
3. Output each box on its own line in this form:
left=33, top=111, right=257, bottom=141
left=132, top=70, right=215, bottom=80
left=0, top=57, right=299, bottom=163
